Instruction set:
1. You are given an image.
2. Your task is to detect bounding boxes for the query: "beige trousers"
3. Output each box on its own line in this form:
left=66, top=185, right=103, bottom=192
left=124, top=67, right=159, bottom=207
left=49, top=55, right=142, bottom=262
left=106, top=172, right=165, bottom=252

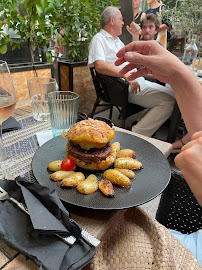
left=128, top=79, right=175, bottom=137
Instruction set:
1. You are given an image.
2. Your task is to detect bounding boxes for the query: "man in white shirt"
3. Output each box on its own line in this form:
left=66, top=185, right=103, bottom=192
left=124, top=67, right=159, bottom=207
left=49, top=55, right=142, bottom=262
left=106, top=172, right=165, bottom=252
left=88, top=6, right=175, bottom=137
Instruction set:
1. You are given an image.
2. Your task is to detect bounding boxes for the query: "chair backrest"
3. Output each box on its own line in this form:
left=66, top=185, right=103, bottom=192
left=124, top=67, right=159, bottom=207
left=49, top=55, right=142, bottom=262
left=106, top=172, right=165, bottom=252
left=90, top=67, right=111, bottom=103
left=90, top=67, right=129, bottom=108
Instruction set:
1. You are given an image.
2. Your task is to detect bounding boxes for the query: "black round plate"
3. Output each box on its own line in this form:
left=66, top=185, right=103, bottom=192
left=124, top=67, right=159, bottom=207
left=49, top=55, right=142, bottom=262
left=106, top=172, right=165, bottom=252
left=32, top=131, right=171, bottom=210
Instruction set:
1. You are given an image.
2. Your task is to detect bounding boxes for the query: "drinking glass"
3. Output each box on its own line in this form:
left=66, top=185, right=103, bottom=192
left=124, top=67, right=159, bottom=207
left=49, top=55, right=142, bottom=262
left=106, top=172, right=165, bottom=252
left=27, top=77, right=56, bottom=121
left=47, top=91, right=79, bottom=137
left=0, top=60, right=17, bottom=176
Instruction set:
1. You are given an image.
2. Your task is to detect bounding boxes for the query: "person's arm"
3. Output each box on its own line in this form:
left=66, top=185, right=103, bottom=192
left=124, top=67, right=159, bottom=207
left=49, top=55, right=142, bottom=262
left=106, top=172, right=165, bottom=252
left=175, top=131, right=202, bottom=206
left=140, top=12, right=146, bottom=21
left=94, top=60, right=123, bottom=78
left=115, top=40, right=202, bottom=137
left=126, top=22, right=140, bottom=41
left=159, top=24, right=169, bottom=31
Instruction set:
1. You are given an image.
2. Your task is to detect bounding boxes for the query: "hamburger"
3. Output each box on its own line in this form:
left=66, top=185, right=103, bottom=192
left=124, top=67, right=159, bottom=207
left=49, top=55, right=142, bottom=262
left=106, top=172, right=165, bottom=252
left=63, top=119, right=116, bottom=170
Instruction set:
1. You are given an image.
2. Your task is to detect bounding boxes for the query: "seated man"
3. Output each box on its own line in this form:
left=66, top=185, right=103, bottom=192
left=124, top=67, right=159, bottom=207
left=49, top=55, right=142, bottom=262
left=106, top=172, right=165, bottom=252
left=88, top=6, right=175, bottom=137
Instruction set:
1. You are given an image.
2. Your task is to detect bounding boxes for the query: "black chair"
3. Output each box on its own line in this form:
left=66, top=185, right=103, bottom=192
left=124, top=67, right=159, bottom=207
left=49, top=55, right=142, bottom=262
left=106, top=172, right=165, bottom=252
left=90, top=67, right=145, bottom=128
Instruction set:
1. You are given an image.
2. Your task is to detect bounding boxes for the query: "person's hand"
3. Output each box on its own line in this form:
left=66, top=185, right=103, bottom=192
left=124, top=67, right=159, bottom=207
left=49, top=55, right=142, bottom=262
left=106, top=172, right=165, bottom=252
left=126, top=22, right=140, bottom=36
left=175, top=131, right=202, bottom=206
left=128, top=79, right=141, bottom=94
left=115, top=40, right=185, bottom=84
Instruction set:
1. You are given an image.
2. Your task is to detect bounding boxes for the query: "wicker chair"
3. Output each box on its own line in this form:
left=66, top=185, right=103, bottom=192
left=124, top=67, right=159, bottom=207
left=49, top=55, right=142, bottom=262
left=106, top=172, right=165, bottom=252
left=156, top=169, right=202, bottom=234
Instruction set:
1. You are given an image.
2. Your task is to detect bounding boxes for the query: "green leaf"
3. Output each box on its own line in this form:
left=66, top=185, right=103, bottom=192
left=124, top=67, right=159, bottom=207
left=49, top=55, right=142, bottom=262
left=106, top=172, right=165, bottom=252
left=36, top=4, right=43, bottom=16
left=0, top=45, right=8, bottom=54
left=41, top=0, right=48, bottom=9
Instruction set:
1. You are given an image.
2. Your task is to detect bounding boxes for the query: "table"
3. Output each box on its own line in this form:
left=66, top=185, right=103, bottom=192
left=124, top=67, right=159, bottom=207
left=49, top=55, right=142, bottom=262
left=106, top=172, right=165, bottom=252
left=0, top=103, right=172, bottom=270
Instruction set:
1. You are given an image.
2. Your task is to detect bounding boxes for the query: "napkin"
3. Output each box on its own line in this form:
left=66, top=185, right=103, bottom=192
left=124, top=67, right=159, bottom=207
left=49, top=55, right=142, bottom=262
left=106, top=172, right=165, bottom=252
left=0, top=177, right=95, bottom=270
left=2, top=116, right=21, bottom=133
left=36, top=130, right=53, bottom=146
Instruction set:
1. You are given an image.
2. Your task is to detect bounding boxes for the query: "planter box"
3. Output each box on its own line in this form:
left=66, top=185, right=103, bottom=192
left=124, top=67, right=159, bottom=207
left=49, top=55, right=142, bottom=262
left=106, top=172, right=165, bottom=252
left=0, top=44, right=39, bottom=64
left=9, top=62, right=54, bottom=102
left=58, top=60, right=96, bottom=116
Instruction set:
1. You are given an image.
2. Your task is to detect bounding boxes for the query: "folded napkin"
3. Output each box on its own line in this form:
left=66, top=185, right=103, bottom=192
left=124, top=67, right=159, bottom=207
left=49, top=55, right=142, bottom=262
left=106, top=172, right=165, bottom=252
left=36, top=130, right=53, bottom=146
left=0, top=177, right=95, bottom=270
left=2, top=116, right=21, bottom=133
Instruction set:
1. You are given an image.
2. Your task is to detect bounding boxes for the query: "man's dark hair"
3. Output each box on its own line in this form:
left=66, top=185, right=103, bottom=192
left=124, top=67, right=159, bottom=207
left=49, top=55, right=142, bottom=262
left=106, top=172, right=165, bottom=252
left=140, top=14, right=160, bottom=30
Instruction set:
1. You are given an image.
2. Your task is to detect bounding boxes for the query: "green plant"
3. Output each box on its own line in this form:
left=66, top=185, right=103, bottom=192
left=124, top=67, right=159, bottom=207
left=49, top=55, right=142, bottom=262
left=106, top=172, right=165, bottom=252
left=0, top=0, right=119, bottom=63
left=157, top=0, right=202, bottom=44
left=0, top=0, right=58, bottom=62
left=53, top=0, right=119, bottom=62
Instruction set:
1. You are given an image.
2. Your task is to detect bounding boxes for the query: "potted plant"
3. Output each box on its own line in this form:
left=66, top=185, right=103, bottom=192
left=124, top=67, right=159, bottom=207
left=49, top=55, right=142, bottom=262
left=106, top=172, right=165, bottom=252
left=0, top=0, right=58, bottom=101
left=0, top=0, right=58, bottom=62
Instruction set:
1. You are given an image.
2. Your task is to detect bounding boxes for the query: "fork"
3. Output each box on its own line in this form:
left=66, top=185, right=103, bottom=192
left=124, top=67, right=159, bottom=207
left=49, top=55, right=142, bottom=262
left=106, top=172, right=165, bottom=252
left=0, top=186, right=100, bottom=247
left=0, top=186, right=29, bottom=214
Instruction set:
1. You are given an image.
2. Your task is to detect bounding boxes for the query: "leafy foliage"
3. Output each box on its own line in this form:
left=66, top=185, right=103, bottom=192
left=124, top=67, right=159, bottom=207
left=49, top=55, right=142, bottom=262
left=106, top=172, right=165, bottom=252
left=157, top=0, right=202, bottom=38
left=0, top=0, right=58, bottom=61
left=0, top=0, right=119, bottom=63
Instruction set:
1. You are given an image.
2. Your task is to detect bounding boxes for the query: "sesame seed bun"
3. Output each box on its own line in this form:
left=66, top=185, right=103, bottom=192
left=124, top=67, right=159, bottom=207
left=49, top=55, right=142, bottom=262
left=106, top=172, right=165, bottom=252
left=67, top=119, right=115, bottom=150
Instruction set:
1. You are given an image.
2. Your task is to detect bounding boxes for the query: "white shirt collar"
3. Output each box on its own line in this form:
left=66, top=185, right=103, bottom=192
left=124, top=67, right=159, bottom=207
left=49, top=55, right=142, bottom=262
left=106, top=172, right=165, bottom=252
left=100, top=29, right=119, bottom=41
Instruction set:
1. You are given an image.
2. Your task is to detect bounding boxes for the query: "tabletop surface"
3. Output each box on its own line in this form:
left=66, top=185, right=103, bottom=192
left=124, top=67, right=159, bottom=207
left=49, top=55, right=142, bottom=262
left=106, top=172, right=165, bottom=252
left=0, top=102, right=172, bottom=270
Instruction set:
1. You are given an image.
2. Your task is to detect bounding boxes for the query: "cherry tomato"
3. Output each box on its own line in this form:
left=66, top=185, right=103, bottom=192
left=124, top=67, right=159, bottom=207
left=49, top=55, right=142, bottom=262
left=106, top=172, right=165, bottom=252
left=61, top=158, right=75, bottom=171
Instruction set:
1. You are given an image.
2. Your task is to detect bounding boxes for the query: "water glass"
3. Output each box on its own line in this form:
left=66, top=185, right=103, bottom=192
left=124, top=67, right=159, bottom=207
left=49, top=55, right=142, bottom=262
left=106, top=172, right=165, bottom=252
left=47, top=91, right=79, bottom=137
left=27, top=77, right=56, bottom=121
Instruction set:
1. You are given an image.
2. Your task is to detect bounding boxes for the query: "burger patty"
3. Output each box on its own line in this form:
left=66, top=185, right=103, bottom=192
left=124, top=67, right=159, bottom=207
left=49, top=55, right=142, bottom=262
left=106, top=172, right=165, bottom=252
left=68, top=141, right=112, bottom=164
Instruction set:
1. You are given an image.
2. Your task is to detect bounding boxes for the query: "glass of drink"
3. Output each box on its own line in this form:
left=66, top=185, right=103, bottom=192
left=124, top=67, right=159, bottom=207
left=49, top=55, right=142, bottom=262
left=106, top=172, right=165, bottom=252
left=47, top=91, right=79, bottom=137
left=27, top=77, right=56, bottom=121
left=0, top=60, right=17, bottom=175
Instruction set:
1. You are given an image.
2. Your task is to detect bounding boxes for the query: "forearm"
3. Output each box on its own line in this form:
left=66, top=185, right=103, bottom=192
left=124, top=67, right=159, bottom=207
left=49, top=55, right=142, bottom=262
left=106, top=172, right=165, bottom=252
left=94, top=60, right=129, bottom=79
left=159, top=24, right=169, bottom=31
left=169, top=67, right=202, bottom=136
left=132, top=32, right=140, bottom=42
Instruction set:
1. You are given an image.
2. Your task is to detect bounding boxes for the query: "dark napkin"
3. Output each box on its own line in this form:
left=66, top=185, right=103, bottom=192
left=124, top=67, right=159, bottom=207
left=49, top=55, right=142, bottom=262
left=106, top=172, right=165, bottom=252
left=0, top=177, right=95, bottom=270
left=2, top=116, right=21, bottom=133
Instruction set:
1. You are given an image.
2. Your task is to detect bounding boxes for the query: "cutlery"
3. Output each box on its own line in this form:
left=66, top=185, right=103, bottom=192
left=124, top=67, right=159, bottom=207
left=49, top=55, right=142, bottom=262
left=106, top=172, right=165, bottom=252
left=0, top=186, right=100, bottom=247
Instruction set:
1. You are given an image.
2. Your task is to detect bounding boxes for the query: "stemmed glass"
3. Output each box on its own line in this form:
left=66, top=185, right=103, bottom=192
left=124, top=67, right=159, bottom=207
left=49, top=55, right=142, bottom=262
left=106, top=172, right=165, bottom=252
left=0, top=60, right=17, bottom=178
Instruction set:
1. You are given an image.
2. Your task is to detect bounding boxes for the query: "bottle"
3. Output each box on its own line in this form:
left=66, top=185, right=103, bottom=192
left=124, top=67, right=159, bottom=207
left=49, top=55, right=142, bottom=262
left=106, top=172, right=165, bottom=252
left=182, top=35, right=198, bottom=65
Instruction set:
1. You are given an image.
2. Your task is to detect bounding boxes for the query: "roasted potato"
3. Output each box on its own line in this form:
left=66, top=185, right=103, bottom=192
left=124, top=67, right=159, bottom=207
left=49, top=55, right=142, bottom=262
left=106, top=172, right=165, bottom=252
left=114, top=168, right=136, bottom=179
left=111, top=142, right=121, bottom=153
left=61, top=172, right=85, bottom=187
left=114, top=157, right=142, bottom=170
left=77, top=174, right=99, bottom=194
left=99, top=179, right=115, bottom=197
left=116, top=149, right=136, bottom=159
left=48, top=160, right=62, bottom=171
left=103, top=169, right=131, bottom=188
left=50, top=170, right=75, bottom=181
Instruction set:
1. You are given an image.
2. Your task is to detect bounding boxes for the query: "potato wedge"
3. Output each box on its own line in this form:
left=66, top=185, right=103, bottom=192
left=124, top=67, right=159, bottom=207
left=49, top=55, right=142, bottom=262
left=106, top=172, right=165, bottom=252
left=114, top=157, right=142, bottom=170
left=99, top=179, right=115, bottom=197
left=114, top=168, right=136, bottom=179
left=116, top=149, right=136, bottom=159
left=103, top=169, right=131, bottom=188
left=111, top=142, right=121, bottom=153
left=50, top=170, right=75, bottom=181
left=48, top=160, right=62, bottom=171
left=61, top=172, right=85, bottom=187
left=77, top=174, right=99, bottom=194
